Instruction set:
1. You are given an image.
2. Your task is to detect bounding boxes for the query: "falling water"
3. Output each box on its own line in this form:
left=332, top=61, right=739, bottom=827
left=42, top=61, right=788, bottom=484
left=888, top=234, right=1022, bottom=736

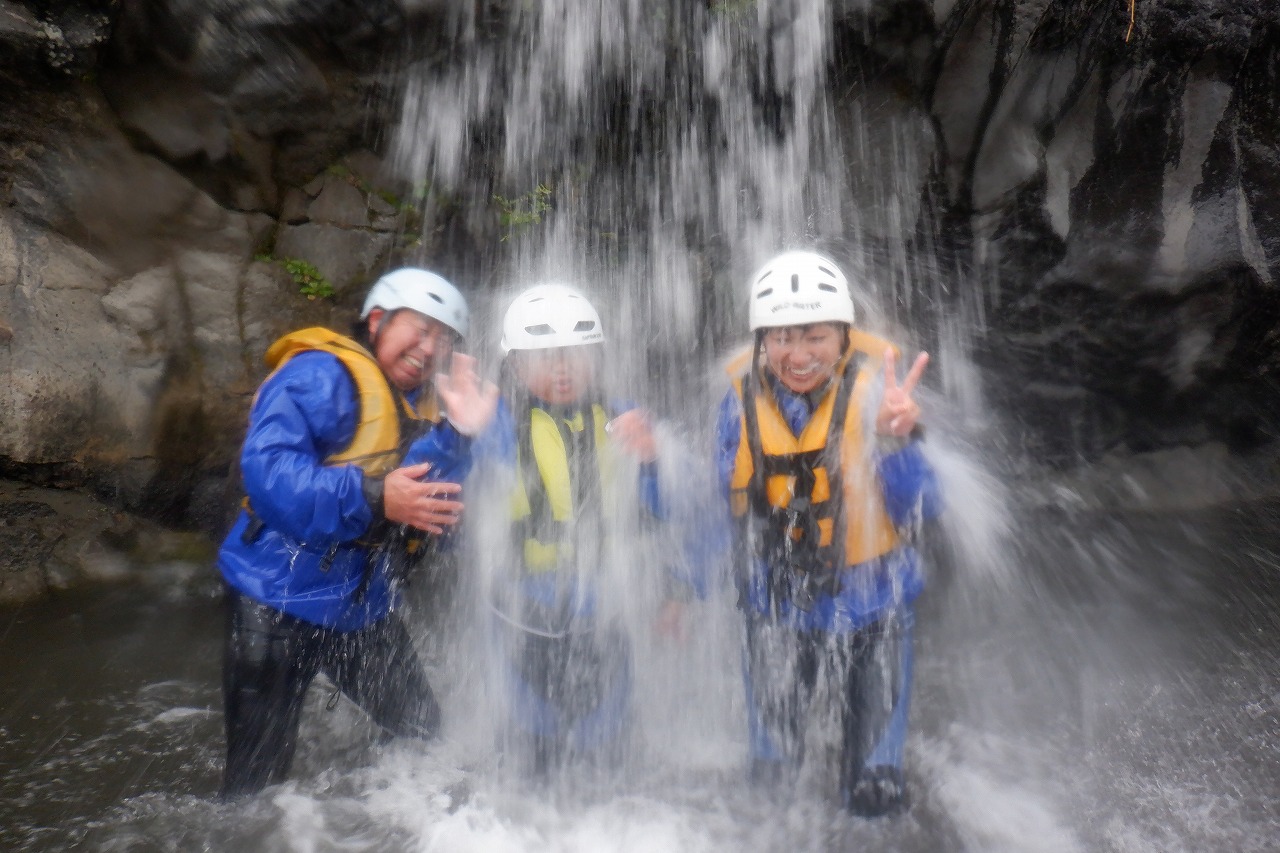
left=3, top=1, right=1279, bottom=851
left=387, top=0, right=1075, bottom=849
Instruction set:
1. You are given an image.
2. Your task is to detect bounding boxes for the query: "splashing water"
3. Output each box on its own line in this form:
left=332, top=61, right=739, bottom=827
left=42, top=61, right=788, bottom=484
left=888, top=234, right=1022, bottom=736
left=3, top=1, right=1279, bottom=851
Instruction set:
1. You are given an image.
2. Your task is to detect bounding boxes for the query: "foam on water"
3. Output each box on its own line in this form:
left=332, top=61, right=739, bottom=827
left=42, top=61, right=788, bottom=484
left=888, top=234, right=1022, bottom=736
left=5, top=2, right=1280, bottom=851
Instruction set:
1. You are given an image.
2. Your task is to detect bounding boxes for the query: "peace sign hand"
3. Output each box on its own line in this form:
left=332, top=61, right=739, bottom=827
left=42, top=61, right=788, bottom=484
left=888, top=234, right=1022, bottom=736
left=875, top=348, right=929, bottom=437
left=435, top=353, right=500, bottom=437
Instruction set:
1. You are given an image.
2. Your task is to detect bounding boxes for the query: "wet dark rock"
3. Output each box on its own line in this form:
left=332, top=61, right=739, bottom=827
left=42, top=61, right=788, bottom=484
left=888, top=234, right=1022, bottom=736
left=1, top=0, right=1279, bottom=606
left=0, top=499, right=59, bottom=600
left=0, top=1, right=439, bottom=552
left=0, top=478, right=217, bottom=604
left=0, top=0, right=114, bottom=79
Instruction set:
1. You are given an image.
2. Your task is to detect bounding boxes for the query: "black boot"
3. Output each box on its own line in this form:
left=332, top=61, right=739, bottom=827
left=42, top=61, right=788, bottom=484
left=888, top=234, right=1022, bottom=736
left=749, top=757, right=786, bottom=787
left=845, top=765, right=908, bottom=818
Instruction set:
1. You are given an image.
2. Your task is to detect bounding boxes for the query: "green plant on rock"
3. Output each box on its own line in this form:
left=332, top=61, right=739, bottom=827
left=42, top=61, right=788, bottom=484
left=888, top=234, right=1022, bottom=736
left=284, top=258, right=334, bottom=300
left=494, top=184, right=553, bottom=240
left=327, top=163, right=418, bottom=214
left=710, top=0, right=756, bottom=15
left=261, top=256, right=334, bottom=301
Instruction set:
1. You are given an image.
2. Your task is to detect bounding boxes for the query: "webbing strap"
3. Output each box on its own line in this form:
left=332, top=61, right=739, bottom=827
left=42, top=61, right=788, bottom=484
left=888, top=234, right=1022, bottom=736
left=740, top=365, right=770, bottom=517
left=516, top=402, right=553, bottom=532
left=550, top=403, right=602, bottom=517
left=821, top=353, right=862, bottom=566
left=515, top=400, right=604, bottom=553
left=740, top=352, right=865, bottom=609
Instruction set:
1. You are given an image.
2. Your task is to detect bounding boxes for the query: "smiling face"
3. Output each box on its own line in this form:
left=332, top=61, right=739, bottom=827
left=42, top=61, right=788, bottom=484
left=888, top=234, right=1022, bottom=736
left=512, top=346, right=597, bottom=405
left=761, top=322, right=846, bottom=394
left=367, top=308, right=456, bottom=392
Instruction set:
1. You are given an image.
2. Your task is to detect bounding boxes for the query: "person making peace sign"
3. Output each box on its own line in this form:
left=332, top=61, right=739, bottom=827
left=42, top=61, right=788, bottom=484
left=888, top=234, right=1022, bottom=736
left=715, top=250, right=943, bottom=818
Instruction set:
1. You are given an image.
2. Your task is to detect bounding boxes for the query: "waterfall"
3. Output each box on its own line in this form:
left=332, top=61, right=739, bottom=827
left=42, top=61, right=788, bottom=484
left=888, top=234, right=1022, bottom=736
left=386, top=0, right=1036, bottom=847
left=6, top=2, right=1278, bottom=851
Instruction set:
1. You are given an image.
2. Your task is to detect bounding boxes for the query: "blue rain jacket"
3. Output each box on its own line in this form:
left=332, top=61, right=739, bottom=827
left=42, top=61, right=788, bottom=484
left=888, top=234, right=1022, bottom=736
left=474, top=395, right=663, bottom=626
left=716, top=373, right=942, bottom=633
left=218, top=350, right=471, bottom=631
left=475, top=397, right=662, bottom=512
left=476, top=394, right=661, bottom=748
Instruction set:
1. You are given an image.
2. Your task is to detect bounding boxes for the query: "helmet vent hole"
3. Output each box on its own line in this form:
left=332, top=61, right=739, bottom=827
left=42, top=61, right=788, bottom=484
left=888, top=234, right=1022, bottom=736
left=756, top=288, right=773, bottom=298
left=573, top=320, right=596, bottom=332
left=817, top=265, right=835, bottom=277
left=818, top=283, right=838, bottom=293
left=524, top=324, right=554, bottom=336
left=791, top=274, right=800, bottom=292
left=428, top=292, right=444, bottom=303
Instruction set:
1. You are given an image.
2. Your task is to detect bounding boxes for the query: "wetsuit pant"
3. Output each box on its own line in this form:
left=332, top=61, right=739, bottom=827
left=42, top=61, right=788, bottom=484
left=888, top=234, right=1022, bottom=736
left=743, top=607, right=912, bottom=815
left=500, top=622, right=631, bottom=775
left=221, top=587, right=441, bottom=798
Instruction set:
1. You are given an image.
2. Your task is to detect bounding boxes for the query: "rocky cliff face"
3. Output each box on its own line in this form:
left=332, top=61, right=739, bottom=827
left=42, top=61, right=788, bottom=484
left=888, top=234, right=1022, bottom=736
left=0, top=1, right=460, bottom=533
left=1, top=0, right=1278, bottom=592
left=905, top=0, right=1280, bottom=460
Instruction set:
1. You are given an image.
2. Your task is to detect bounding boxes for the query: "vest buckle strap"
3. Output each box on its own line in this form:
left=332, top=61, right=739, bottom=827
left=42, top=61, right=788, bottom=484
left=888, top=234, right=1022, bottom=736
left=318, top=543, right=341, bottom=573
left=759, top=503, right=842, bottom=612
left=240, top=513, right=266, bottom=546
left=766, top=560, right=842, bottom=613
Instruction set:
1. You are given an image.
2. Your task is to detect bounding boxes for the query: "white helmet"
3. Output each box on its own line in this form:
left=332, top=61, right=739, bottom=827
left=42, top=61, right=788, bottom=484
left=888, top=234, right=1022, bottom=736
left=500, top=283, right=604, bottom=353
left=747, top=250, right=855, bottom=331
left=361, top=267, right=469, bottom=338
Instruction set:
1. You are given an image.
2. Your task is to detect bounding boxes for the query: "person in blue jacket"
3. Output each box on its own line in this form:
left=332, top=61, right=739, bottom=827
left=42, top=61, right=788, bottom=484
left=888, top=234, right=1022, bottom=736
left=473, top=283, right=667, bottom=776
left=717, top=250, right=942, bottom=817
left=217, top=267, right=498, bottom=798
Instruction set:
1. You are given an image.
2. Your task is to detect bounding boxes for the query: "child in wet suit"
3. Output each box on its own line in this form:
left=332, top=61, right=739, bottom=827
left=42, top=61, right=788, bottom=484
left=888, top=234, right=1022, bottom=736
left=716, top=251, right=942, bottom=816
left=473, top=282, right=666, bottom=775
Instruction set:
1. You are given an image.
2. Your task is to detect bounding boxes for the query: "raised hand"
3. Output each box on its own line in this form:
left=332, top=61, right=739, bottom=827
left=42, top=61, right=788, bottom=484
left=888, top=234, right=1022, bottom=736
left=435, top=353, right=500, bottom=437
left=382, top=461, right=464, bottom=534
left=875, top=348, right=929, bottom=437
left=607, top=408, right=658, bottom=462
left=654, top=598, right=687, bottom=643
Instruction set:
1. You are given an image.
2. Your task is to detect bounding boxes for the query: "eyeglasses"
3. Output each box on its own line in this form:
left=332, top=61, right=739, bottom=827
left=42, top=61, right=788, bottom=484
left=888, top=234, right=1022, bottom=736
left=396, top=316, right=456, bottom=351
left=762, top=327, right=840, bottom=352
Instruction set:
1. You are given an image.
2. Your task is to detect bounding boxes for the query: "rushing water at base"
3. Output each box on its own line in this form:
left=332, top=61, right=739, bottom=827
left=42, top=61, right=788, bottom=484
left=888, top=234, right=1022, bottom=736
left=5, top=1, right=1280, bottom=849
left=2, top=498, right=1278, bottom=852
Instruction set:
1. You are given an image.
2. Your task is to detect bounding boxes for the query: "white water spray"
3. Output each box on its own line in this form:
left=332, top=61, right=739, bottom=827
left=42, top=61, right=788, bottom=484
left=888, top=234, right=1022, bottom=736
left=386, top=1, right=1055, bottom=849
left=7, top=3, right=1278, bottom=852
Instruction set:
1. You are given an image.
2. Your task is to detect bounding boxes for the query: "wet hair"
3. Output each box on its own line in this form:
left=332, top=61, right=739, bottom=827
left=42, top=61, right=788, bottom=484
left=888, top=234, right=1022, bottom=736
left=349, top=315, right=373, bottom=348
left=754, top=323, right=851, bottom=355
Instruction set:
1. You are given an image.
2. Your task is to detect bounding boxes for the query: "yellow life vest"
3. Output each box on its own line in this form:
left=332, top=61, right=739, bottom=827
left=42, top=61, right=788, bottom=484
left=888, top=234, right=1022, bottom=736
left=510, top=402, right=611, bottom=572
left=263, top=327, right=440, bottom=477
left=727, top=330, right=901, bottom=569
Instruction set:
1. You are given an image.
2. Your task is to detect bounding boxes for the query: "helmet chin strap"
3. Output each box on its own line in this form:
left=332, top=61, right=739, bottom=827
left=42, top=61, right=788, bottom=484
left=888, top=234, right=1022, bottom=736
left=752, top=329, right=767, bottom=395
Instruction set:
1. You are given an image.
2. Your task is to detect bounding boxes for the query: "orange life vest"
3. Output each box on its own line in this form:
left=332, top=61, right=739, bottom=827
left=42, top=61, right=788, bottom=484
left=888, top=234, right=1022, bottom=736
left=263, top=328, right=440, bottom=477
left=727, top=330, right=901, bottom=571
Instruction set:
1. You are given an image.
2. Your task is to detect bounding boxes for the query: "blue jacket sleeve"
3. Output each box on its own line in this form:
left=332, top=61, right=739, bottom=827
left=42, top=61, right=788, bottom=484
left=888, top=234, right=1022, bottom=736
left=472, top=396, right=517, bottom=469
left=876, top=440, right=944, bottom=527
left=715, top=389, right=743, bottom=501
left=605, top=401, right=666, bottom=517
left=239, top=352, right=374, bottom=544
left=402, top=418, right=474, bottom=485
left=637, top=462, right=662, bottom=518
left=656, top=388, right=742, bottom=601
